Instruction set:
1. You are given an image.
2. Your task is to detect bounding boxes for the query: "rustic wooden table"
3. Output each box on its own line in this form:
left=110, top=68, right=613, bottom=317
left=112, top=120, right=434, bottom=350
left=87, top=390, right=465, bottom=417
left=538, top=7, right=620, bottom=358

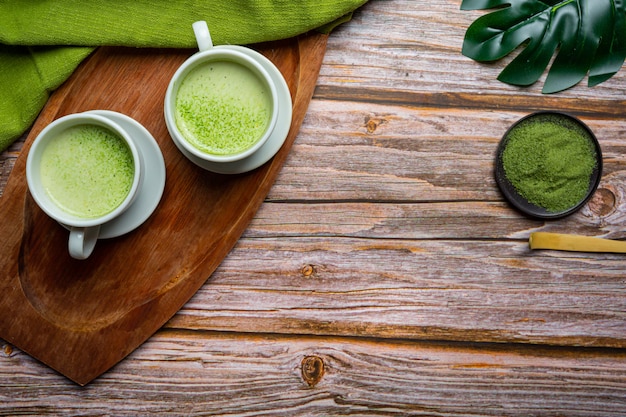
left=2, top=0, right=626, bottom=415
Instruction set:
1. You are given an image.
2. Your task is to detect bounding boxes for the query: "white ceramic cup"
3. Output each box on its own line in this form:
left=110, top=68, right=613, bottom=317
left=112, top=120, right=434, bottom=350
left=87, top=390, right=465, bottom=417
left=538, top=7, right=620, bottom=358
left=26, top=113, right=143, bottom=260
left=164, top=21, right=279, bottom=165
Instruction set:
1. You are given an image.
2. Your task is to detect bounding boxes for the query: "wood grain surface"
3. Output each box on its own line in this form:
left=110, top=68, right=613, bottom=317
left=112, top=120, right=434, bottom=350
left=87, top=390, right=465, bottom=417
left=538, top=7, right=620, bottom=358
left=2, top=0, right=626, bottom=415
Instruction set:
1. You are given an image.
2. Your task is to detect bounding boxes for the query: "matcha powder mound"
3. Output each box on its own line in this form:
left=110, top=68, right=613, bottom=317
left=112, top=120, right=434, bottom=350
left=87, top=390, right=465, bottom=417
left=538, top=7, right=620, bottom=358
left=501, top=114, right=598, bottom=213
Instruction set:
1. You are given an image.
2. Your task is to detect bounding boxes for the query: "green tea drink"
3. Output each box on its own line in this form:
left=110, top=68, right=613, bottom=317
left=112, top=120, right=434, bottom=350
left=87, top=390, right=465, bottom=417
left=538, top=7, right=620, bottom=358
left=40, top=124, right=135, bottom=218
left=175, top=60, right=272, bottom=155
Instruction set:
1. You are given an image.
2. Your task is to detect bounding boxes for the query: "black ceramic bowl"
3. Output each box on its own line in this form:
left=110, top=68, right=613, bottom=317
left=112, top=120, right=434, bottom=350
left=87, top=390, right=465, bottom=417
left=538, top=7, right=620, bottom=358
left=494, top=111, right=603, bottom=219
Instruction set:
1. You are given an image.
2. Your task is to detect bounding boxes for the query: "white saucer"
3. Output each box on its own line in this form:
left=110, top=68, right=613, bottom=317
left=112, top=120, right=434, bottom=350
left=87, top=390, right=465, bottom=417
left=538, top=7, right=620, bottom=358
left=171, top=45, right=293, bottom=174
left=75, top=110, right=166, bottom=239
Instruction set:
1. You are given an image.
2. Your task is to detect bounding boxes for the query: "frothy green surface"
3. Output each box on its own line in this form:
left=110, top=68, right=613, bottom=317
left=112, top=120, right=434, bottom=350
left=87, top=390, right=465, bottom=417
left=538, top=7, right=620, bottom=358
left=40, top=124, right=135, bottom=218
left=175, top=60, right=272, bottom=155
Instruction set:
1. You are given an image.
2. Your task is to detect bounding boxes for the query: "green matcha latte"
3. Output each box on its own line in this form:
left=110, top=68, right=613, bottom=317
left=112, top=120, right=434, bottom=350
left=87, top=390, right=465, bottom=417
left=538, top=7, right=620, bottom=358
left=174, top=60, right=273, bottom=156
left=40, top=124, right=135, bottom=219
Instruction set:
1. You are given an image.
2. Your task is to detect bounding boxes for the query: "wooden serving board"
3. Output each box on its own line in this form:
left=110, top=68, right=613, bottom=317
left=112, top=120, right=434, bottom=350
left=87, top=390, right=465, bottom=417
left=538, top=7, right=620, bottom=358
left=0, top=33, right=328, bottom=385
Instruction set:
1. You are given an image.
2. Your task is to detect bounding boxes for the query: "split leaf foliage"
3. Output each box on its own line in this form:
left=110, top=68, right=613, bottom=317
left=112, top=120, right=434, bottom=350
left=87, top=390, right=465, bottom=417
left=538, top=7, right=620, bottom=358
left=461, top=0, right=626, bottom=93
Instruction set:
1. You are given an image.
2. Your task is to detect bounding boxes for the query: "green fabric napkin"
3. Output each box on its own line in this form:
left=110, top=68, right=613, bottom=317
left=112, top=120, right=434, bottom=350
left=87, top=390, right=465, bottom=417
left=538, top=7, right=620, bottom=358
left=0, top=0, right=368, bottom=152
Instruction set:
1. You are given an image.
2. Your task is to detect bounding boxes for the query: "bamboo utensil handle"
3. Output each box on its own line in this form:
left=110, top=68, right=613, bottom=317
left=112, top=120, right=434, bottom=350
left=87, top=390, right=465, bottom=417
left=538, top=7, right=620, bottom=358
left=529, top=232, right=626, bottom=253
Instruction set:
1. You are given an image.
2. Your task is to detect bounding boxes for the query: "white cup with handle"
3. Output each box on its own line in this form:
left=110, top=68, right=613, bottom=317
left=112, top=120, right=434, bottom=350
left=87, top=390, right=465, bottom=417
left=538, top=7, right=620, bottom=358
left=164, top=21, right=280, bottom=166
left=26, top=112, right=144, bottom=260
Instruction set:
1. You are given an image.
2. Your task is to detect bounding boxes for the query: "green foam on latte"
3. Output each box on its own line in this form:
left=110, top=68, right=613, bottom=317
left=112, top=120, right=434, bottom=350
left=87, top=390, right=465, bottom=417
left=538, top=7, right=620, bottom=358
left=175, top=60, right=272, bottom=155
left=40, top=124, right=135, bottom=219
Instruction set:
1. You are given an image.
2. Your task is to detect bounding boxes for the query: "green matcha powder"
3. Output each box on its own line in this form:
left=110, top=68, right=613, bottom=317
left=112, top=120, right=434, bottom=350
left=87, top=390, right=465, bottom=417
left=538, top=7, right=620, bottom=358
left=501, top=114, right=597, bottom=213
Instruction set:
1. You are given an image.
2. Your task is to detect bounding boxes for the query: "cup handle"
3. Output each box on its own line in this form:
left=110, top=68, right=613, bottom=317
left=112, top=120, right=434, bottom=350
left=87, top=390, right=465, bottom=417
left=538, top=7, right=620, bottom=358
left=68, top=226, right=101, bottom=260
left=193, top=20, right=213, bottom=52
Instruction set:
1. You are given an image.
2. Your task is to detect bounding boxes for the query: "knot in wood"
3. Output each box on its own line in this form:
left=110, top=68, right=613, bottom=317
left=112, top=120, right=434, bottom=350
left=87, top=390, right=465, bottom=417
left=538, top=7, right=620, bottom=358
left=587, top=187, right=616, bottom=217
left=301, top=264, right=316, bottom=278
left=301, top=355, right=325, bottom=387
left=365, top=117, right=382, bottom=134
left=3, top=343, right=13, bottom=356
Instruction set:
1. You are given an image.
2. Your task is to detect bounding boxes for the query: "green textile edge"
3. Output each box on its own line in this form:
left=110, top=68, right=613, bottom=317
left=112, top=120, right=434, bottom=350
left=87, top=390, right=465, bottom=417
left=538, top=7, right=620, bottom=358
left=0, top=1, right=367, bottom=152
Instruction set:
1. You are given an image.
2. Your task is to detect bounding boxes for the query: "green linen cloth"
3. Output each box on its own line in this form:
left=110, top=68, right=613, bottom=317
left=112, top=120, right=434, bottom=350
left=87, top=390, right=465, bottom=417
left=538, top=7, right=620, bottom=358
left=0, top=0, right=368, bottom=152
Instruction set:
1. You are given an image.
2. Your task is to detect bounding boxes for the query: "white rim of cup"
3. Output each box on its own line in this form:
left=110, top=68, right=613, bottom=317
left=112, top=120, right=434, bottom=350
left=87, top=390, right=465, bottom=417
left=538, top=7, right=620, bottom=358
left=164, top=47, right=279, bottom=164
left=26, top=113, right=142, bottom=228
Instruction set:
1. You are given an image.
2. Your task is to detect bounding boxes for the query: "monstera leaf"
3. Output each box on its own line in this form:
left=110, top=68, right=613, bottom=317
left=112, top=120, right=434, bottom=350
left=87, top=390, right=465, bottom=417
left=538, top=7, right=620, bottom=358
left=461, top=0, right=626, bottom=93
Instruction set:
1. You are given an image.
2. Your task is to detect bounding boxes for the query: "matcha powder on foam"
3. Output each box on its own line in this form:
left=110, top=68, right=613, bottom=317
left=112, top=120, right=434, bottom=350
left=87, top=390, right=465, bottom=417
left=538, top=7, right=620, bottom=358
left=501, top=114, right=598, bottom=213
